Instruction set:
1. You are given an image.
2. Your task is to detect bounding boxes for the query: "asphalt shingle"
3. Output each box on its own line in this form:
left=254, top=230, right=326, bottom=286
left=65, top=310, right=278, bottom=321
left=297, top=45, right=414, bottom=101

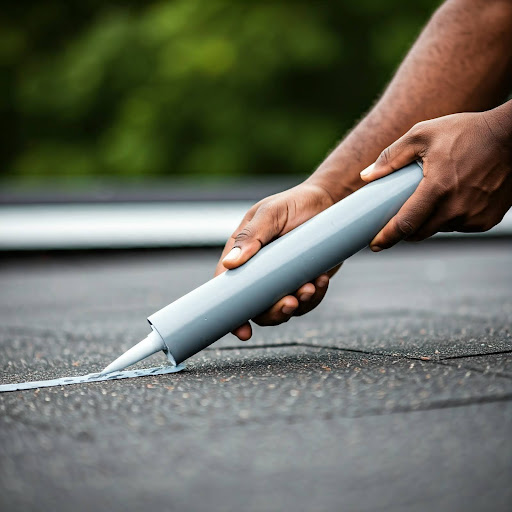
left=1, top=240, right=511, bottom=512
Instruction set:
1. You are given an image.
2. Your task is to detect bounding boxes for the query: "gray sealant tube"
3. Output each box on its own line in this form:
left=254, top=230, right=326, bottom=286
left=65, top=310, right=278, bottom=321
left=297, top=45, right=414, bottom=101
left=146, top=161, right=423, bottom=366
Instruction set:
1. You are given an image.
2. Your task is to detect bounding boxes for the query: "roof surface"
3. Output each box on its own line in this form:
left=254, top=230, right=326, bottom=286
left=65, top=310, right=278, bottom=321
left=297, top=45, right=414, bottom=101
left=1, top=240, right=511, bottom=512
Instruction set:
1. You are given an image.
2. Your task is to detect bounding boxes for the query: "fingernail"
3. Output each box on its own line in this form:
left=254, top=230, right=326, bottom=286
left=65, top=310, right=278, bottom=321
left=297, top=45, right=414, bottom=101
left=282, top=305, right=296, bottom=315
left=370, top=245, right=383, bottom=252
left=360, top=164, right=374, bottom=177
left=299, top=293, right=312, bottom=302
left=317, top=276, right=328, bottom=288
left=223, top=247, right=241, bottom=263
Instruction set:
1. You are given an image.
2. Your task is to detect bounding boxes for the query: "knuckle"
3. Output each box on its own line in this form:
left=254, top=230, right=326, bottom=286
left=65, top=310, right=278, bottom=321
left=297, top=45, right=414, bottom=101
left=408, top=121, right=429, bottom=145
left=394, top=216, right=416, bottom=238
left=254, top=307, right=284, bottom=326
left=411, top=120, right=428, bottom=135
left=234, top=226, right=253, bottom=244
left=241, top=201, right=262, bottom=223
left=271, top=309, right=286, bottom=323
left=260, top=200, right=285, bottom=232
left=249, top=201, right=262, bottom=213
left=378, top=147, right=392, bottom=166
left=259, top=200, right=280, bottom=219
left=242, top=210, right=254, bottom=224
left=256, top=200, right=275, bottom=216
left=249, top=198, right=280, bottom=220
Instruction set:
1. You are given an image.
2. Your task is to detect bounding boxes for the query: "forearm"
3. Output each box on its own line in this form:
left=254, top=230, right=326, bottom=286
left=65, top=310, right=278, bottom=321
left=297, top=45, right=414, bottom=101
left=307, top=0, right=512, bottom=201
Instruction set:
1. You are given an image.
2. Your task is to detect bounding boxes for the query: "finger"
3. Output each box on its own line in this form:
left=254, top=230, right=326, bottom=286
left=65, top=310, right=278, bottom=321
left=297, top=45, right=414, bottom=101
left=214, top=210, right=258, bottom=276
left=215, top=239, right=236, bottom=276
left=409, top=210, right=468, bottom=241
left=252, top=295, right=299, bottom=326
left=232, top=322, right=252, bottom=341
left=360, top=125, right=427, bottom=183
left=254, top=273, right=331, bottom=326
left=370, top=179, right=440, bottom=251
left=294, top=274, right=330, bottom=316
left=222, top=202, right=287, bottom=270
left=295, top=282, right=316, bottom=303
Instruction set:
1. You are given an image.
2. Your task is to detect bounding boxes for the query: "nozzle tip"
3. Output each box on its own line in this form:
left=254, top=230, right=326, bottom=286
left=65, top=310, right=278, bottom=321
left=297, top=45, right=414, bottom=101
left=99, top=331, right=165, bottom=376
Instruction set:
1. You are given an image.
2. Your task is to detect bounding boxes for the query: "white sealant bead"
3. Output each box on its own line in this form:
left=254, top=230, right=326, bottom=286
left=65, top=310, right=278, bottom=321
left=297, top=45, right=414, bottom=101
left=0, top=364, right=185, bottom=393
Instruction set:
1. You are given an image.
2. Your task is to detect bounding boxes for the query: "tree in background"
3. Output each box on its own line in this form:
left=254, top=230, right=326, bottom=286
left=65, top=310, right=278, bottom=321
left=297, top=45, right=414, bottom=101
left=0, top=0, right=439, bottom=181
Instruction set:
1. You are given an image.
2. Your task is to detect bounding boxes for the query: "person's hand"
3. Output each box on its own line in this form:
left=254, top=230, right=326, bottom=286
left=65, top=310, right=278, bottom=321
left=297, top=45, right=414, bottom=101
left=360, top=104, right=512, bottom=251
left=214, top=182, right=341, bottom=340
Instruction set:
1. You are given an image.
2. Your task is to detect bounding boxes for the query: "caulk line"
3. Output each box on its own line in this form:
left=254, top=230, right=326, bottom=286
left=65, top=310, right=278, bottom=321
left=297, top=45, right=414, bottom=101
left=0, top=364, right=185, bottom=393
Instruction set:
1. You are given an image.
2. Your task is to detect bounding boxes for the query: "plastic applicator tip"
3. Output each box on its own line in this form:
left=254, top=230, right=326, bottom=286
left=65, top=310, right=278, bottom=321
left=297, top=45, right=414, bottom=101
left=100, top=330, right=165, bottom=376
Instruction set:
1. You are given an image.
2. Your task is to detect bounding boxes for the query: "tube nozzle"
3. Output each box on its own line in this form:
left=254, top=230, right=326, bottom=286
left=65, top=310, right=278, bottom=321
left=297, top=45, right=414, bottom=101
left=100, top=330, right=165, bottom=376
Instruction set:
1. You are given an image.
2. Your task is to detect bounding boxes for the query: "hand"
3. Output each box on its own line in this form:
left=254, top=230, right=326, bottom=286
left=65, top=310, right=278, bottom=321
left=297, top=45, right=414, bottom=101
left=214, top=182, right=341, bottom=340
left=360, top=103, right=512, bottom=251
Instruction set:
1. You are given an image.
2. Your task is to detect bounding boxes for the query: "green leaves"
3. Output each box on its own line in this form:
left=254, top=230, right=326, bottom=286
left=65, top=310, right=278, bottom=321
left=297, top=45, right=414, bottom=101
left=3, top=0, right=438, bottom=181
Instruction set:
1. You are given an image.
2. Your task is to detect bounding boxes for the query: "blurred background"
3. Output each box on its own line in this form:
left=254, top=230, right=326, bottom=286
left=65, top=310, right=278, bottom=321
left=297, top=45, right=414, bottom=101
left=1, top=0, right=510, bottom=249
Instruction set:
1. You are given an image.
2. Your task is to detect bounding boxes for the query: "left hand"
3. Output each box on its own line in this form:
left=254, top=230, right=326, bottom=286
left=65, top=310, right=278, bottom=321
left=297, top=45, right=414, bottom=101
left=359, top=103, right=512, bottom=251
left=213, top=182, right=341, bottom=340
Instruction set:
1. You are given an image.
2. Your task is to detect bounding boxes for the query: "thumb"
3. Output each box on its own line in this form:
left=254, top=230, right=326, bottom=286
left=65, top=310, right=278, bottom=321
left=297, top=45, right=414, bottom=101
left=222, top=203, right=285, bottom=269
left=360, top=122, right=427, bottom=182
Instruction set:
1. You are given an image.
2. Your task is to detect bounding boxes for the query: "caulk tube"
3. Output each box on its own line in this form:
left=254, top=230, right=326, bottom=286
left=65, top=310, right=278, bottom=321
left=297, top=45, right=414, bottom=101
left=146, top=161, right=423, bottom=366
left=102, top=161, right=422, bottom=373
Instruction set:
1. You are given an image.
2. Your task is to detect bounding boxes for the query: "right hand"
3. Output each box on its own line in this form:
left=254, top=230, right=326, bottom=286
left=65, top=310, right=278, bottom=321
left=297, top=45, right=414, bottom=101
left=214, top=182, right=341, bottom=340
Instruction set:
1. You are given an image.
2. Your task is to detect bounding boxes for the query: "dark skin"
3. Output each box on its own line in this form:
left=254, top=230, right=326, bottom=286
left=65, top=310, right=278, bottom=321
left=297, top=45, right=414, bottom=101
left=215, top=0, right=512, bottom=341
left=363, top=104, right=512, bottom=249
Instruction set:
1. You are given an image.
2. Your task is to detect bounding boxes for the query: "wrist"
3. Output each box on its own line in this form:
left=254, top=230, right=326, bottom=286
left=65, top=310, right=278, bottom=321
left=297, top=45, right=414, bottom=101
left=484, top=100, right=512, bottom=151
left=305, top=168, right=363, bottom=204
left=304, top=112, right=397, bottom=202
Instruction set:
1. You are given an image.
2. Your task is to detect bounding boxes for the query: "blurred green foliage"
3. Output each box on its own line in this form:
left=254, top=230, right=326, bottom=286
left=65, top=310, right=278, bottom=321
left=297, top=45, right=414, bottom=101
left=1, top=0, right=439, bottom=181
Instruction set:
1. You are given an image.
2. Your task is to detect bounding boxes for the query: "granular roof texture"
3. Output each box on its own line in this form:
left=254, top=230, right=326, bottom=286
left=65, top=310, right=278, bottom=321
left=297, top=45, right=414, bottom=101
left=1, top=240, right=511, bottom=512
